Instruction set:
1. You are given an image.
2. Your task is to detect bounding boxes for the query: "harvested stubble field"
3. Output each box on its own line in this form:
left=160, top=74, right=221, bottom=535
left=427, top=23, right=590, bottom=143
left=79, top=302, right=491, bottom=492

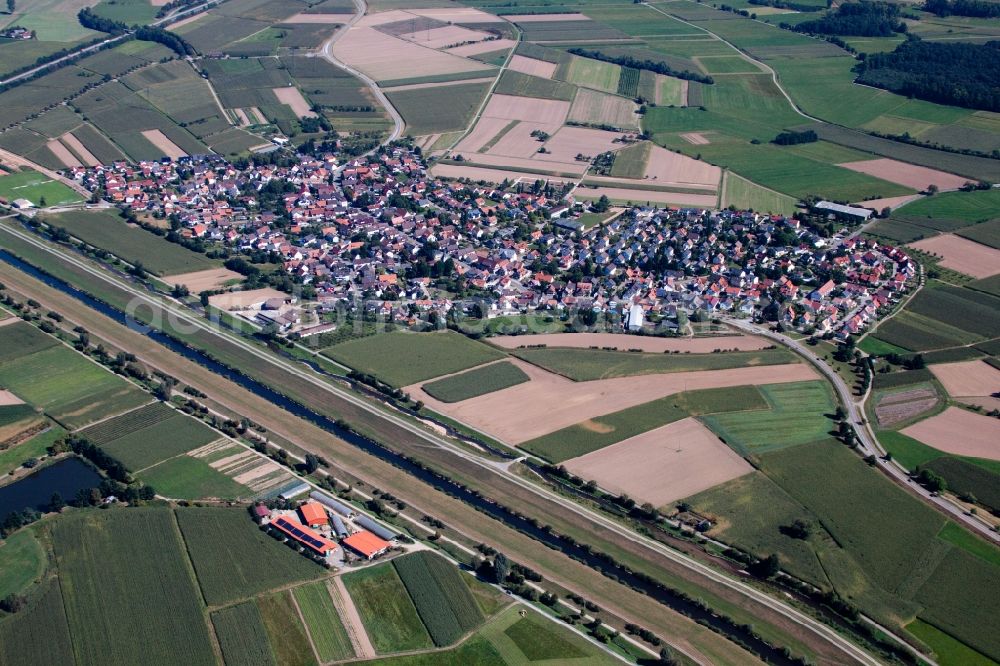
left=323, top=330, right=506, bottom=387
left=481, top=93, right=570, bottom=124
left=512, top=345, right=795, bottom=381
left=873, top=386, right=940, bottom=428
left=41, top=209, right=219, bottom=276
left=162, top=267, right=243, bottom=292
left=489, top=332, right=770, bottom=353
left=536, top=126, right=625, bottom=163
left=332, top=27, right=493, bottom=81
left=902, top=407, right=1000, bottom=461
left=421, top=360, right=529, bottom=403
left=929, top=360, right=1000, bottom=400
left=176, top=506, right=325, bottom=605
left=486, top=121, right=561, bottom=158
left=563, top=417, right=753, bottom=506
left=567, top=88, right=638, bottom=129
left=908, top=234, right=1000, bottom=279
left=411, top=358, right=815, bottom=444
left=837, top=158, right=969, bottom=192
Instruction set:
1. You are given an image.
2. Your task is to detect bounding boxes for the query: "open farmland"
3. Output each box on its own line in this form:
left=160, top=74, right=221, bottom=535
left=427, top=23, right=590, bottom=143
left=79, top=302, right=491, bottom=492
left=422, top=361, right=529, bottom=403
left=908, top=234, right=1000, bottom=279
left=837, top=159, right=969, bottom=192
left=564, top=417, right=753, bottom=506
left=0, top=580, right=75, bottom=666
left=83, top=407, right=220, bottom=471
left=511, top=345, right=795, bottom=381
left=256, top=590, right=317, bottom=666
left=412, top=358, right=816, bottom=444
left=0, top=324, right=150, bottom=429
left=176, top=506, right=325, bottom=605
left=567, top=88, right=638, bottom=129
left=702, top=381, right=836, bottom=456
left=519, top=384, right=768, bottom=462
left=393, top=551, right=485, bottom=646
left=52, top=508, right=216, bottom=665
left=212, top=602, right=278, bottom=666
left=332, top=26, right=494, bottom=82
left=40, top=210, right=220, bottom=275
left=490, top=332, right=770, bottom=353
left=139, top=454, right=251, bottom=500
left=293, top=582, right=355, bottom=662
left=323, top=330, right=506, bottom=387
left=386, top=81, right=492, bottom=135
left=343, top=562, right=433, bottom=653
left=957, top=218, right=1000, bottom=250
left=902, top=407, right=1000, bottom=461
left=929, top=360, right=1000, bottom=404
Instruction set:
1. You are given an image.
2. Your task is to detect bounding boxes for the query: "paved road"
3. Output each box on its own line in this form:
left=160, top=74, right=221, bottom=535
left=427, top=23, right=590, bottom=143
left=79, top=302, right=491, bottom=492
left=724, top=316, right=999, bottom=543
left=0, top=221, right=881, bottom=666
left=318, top=0, right=404, bottom=151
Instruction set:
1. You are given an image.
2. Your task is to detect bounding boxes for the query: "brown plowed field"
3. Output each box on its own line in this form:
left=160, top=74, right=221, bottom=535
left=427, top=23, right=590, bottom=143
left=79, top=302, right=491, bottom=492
left=838, top=158, right=968, bottom=191
left=0, top=389, right=25, bottom=405
left=489, top=332, right=770, bottom=353
left=577, top=187, right=718, bottom=207
left=507, top=55, right=558, bottom=78
left=487, top=121, right=561, bottom=158
left=930, top=360, right=1000, bottom=399
left=563, top=417, right=753, bottom=506
left=431, top=163, right=576, bottom=184
left=399, top=25, right=491, bottom=50
left=408, top=359, right=817, bottom=444
left=482, top=93, right=570, bottom=124
left=208, top=287, right=286, bottom=310
left=141, top=130, right=186, bottom=159
left=447, top=39, right=516, bottom=56
left=273, top=87, right=317, bottom=118
left=536, top=126, right=624, bottom=163
left=644, top=144, right=721, bottom=187
left=504, top=13, right=589, bottom=21
left=454, top=116, right=512, bottom=154
left=908, top=234, right=1000, bottom=278
left=902, top=407, right=1000, bottom=460
left=46, top=139, right=81, bottom=168
left=61, top=133, right=100, bottom=167
left=332, top=27, right=490, bottom=81
left=853, top=194, right=920, bottom=211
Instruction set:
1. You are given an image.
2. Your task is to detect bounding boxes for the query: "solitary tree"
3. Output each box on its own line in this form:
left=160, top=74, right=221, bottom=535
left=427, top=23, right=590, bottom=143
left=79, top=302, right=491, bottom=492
left=494, top=553, right=510, bottom=585
left=6, top=0, right=14, bottom=15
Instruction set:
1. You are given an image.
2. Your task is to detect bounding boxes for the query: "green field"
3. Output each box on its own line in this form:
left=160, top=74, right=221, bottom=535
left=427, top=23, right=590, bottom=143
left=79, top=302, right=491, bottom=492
left=937, top=522, right=1000, bottom=567
left=0, top=326, right=150, bottom=429
left=520, top=385, right=768, bottom=463
left=0, top=320, right=58, bottom=362
left=386, top=82, right=492, bottom=135
left=293, top=582, right=355, bottom=662
left=722, top=172, right=798, bottom=216
left=894, top=188, right=1000, bottom=226
left=512, top=346, right=796, bottom=381
left=561, top=55, right=621, bottom=94
left=323, top=331, right=506, bottom=387
left=872, top=310, right=981, bottom=352
left=608, top=142, right=649, bottom=179
left=138, top=454, right=251, bottom=499
left=176, top=507, right=325, bottom=605
left=41, top=210, right=219, bottom=276
left=357, top=604, right=611, bottom=666
left=342, top=562, right=433, bottom=653
left=922, top=456, right=1000, bottom=513
left=52, top=508, right=216, bottom=665
left=494, top=70, right=577, bottom=101
left=90, top=411, right=219, bottom=471
left=212, top=602, right=278, bottom=666
left=0, top=423, right=64, bottom=476
left=0, top=579, right=75, bottom=666
left=422, top=361, right=529, bottom=403
left=702, top=381, right=836, bottom=455
left=393, top=551, right=485, bottom=647
left=257, top=590, right=318, bottom=666
left=0, top=169, right=82, bottom=207
left=957, top=218, right=1000, bottom=250
left=0, top=529, right=45, bottom=599
left=905, top=619, right=996, bottom=666
left=92, top=0, right=158, bottom=25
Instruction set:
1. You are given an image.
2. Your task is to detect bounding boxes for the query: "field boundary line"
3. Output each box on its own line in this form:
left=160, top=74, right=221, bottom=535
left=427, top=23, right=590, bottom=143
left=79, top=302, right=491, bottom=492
left=289, top=589, right=323, bottom=664
left=328, top=577, right=376, bottom=659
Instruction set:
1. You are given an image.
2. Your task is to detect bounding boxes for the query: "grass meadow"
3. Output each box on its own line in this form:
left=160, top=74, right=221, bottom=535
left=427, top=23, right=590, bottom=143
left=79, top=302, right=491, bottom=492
left=138, top=454, right=250, bottom=499
left=176, top=507, right=325, bottom=605
left=256, top=590, right=317, bottom=666
left=42, top=210, right=219, bottom=276
left=342, top=563, right=433, bottom=653
left=722, top=172, right=798, bottom=216
left=0, top=529, right=45, bottom=599
left=293, top=582, right=355, bottom=662
left=93, top=412, right=219, bottom=471
left=512, top=346, right=795, bottom=381
left=422, top=361, right=529, bottom=402
left=323, top=331, right=506, bottom=387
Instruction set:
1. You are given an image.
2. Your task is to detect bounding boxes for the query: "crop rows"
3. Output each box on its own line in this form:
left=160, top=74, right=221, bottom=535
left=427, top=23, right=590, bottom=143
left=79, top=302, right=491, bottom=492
left=393, top=551, right=484, bottom=646
left=617, top=67, right=640, bottom=97
left=422, top=361, right=529, bottom=403
left=211, top=602, right=277, bottom=666
left=79, top=401, right=175, bottom=444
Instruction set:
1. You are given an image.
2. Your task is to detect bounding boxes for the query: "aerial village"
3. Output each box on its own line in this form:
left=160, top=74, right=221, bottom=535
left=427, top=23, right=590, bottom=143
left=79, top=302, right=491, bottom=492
left=65, top=145, right=917, bottom=340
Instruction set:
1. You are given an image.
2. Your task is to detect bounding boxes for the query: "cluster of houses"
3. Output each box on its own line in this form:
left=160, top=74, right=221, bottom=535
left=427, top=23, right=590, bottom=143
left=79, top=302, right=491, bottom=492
left=255, top=489, right=396, bottom=564
left=0, top=26, right=35, bottom=40
left=67, top=145, right=915, bottom=340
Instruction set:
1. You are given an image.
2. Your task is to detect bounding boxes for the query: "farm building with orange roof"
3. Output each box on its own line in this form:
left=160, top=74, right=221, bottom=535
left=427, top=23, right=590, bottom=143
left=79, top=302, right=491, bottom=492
left=270, top=516, right=338, bottom=556
left=298, top=501, right=328, bottom=527
left=342, top=530, right=391, bottom=560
